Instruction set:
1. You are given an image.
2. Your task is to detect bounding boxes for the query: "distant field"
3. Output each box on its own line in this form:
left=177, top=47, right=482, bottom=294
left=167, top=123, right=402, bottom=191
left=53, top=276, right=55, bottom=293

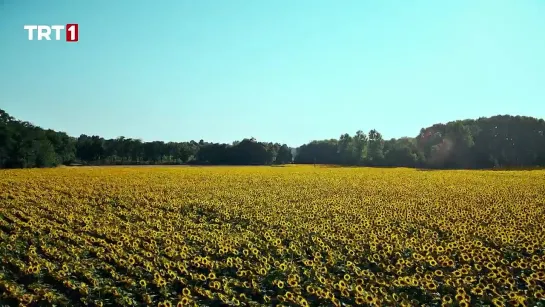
left=1, top=166, right=544, bottom=306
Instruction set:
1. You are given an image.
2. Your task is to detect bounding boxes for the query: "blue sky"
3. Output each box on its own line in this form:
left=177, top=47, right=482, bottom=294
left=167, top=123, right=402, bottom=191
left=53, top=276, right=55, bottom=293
left=1, top=0, right=544, bottom=147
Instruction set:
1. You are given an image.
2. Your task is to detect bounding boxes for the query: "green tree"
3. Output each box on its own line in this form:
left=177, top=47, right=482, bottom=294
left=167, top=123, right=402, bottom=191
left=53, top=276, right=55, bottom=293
left=366, top=129, right=384, bottom=165
left=352, top=130, right=368, bottom=165
left=275, top=144, right=292, bottom=164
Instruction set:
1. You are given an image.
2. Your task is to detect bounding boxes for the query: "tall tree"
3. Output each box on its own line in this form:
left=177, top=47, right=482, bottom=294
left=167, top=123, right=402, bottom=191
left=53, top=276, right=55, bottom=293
left=367, top=129, right=384, bottom=165
left=275, top=144, right=293, bottom=164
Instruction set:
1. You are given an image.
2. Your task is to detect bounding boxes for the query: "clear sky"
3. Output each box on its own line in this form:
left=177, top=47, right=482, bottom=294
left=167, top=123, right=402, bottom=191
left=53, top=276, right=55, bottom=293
left=1, top=0, right=544, bottom=147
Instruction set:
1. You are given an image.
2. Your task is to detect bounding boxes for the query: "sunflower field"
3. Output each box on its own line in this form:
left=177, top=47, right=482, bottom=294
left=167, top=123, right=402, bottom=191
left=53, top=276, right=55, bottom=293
left=0, top=165, right=544, bottom=307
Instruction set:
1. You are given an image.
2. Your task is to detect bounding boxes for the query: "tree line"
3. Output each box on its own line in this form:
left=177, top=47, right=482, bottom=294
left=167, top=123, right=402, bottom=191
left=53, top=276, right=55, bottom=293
left=295, top=116, right=545, bottom=168
left=1, top=108, right=544, bottom=169
left=0, top=109, right=292, bottom=168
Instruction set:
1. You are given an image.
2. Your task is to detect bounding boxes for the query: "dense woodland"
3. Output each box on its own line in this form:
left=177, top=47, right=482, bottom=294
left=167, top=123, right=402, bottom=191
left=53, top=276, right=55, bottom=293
left=1, top=108, right=545, bottom=169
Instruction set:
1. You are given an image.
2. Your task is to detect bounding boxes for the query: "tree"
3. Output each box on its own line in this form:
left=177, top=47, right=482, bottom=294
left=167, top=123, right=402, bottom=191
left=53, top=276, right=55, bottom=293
left=367, top=129, right=384, bottom=165
left=294, top=139, right=340, bottom=164
left=352, top=130, right=368, bottom=165
left=338, top=133, right=354, bottom=165
left=275, top=144, right=292, bottom=164
left=383, top=137, right=421, bottom=167
left=34, top=140, right=59, bottom=167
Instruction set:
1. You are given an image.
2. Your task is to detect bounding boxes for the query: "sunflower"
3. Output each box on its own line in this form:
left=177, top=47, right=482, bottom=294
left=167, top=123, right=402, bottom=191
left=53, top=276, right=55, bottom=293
left=471, top=286, right=484, bottom=296
left=285, top=291, right=295, bottom=301
left=491, top=297, right=505, bottom=307
left=442, top=295, right=453, bottom=304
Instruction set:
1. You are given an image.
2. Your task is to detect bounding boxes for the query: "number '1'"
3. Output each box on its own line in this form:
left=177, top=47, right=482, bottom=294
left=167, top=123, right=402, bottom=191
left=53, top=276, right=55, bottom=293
left=66, top=24, right=79, bottom=42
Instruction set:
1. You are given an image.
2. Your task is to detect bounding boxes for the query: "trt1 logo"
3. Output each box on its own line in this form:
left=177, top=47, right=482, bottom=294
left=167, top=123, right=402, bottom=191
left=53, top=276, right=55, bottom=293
left=24, top=24, right=79, bottom=42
